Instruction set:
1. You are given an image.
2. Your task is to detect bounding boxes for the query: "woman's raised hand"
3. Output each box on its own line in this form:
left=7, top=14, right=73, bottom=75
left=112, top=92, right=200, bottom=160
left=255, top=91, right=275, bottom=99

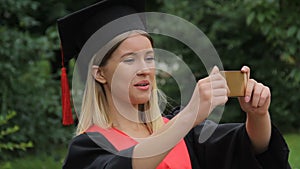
left=185, top=66, right=229, bottom=126
left=238, top=66, right=271, bottom=116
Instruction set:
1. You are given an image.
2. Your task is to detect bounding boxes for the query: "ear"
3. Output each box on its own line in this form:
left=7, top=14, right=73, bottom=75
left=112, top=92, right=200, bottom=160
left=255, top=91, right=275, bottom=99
left=92, top=65, right=107, bottom=84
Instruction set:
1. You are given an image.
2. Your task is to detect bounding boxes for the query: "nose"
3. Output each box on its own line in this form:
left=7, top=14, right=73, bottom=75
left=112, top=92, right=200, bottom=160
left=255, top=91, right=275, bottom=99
left=136, top=54, right=155, bottom=76
left=136, top=67, right=151, bottom=76
left=136, top=59, right=154, bottom=76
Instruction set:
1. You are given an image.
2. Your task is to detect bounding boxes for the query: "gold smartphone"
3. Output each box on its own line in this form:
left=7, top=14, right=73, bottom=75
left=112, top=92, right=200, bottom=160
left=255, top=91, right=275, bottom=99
left=220, top=71, right=247, bottom=97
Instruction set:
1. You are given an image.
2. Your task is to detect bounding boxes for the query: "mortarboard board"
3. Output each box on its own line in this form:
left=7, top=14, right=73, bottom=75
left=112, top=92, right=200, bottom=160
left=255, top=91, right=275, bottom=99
left=58, top=0, right=146, bottom=62
left=57, top=0, right=146, bottom=125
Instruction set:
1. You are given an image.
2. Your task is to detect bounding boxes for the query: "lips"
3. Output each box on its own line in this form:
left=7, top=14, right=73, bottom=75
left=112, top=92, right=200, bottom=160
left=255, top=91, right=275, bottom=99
left=134, top=80, right=150, bottom=90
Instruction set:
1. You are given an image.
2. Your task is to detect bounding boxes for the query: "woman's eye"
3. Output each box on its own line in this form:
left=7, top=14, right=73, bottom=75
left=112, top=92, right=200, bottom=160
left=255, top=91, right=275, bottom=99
left=145, top=56, right=155, bottom=62
left=123, top=58, right=135, bottom=63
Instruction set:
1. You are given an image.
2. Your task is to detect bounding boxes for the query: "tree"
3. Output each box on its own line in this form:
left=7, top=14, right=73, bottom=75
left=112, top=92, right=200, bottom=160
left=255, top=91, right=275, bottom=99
left=0, top=0, right=70, bottom=159
left=154, top=0, right=300, bottom=131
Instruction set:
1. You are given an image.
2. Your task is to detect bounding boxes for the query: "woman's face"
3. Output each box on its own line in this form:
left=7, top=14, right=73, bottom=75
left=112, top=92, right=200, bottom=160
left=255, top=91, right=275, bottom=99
left=100, top=34, right=155, bottom=107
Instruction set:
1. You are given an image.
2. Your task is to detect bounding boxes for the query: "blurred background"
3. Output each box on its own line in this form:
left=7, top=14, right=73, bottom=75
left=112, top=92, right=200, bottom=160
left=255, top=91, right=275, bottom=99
left=0, top=0, right=299, bottom=168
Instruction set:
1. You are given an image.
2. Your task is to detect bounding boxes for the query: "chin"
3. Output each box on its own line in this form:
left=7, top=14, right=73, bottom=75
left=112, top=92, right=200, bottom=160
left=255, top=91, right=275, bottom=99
left=130, top=97, right=151, bottom=105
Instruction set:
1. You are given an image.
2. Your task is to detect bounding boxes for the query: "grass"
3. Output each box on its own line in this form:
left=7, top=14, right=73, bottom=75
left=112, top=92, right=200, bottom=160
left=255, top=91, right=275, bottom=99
left=285, top=133, right=300, bottom=169
left=0, top=133, right=299, bottom=169
left=1, top=156, right=63, bottom=169
left=0, top=148, right=66, bottom=169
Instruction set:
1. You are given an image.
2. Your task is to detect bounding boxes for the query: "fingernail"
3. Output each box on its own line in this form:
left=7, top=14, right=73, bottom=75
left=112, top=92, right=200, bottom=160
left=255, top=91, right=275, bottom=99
left=245, top=96, right=250, bottom=103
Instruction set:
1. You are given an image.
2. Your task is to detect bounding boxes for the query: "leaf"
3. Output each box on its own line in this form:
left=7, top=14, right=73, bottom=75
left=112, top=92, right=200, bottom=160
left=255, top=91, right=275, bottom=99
left=287, top=26, right=297, bottom=37
left=280, top=53, right=295, bottom=65
left=246, top=12, right=255, bottom=25
left=0, top=111, right=17, bottom=125
left=257, top=13, right=265, bottom=23
left=261, top=25, right=271, bottom=35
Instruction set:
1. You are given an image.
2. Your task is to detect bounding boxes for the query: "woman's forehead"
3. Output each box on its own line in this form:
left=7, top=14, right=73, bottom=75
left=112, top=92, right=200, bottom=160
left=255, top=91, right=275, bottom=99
left=116, top=34, right=153, bottom=53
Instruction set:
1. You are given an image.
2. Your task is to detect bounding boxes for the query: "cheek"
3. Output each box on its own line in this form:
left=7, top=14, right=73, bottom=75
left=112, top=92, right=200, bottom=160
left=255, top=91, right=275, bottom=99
left=150, top=68, right=156, bottom=79
left=109, top=66, right=135, bottom=94
left=110, top=74, right=129, bottom=90
left=106, top=64, right=134, bottom=84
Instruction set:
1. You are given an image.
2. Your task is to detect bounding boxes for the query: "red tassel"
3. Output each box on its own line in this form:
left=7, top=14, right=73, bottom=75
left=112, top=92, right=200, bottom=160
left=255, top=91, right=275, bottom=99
left=61, top=67, right=74, bottom=125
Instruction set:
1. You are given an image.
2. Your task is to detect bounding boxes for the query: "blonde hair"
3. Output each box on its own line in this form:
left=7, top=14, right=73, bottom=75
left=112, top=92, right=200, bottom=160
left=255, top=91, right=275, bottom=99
left=76, top=30, right=164, bottom=135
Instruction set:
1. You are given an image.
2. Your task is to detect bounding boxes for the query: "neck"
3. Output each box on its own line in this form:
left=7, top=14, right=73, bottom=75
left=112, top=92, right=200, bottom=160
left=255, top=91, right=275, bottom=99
left=103, top=87, right=150, bottom=137
left=109, top=105, right=151, bottom=138
left=104, top=85, right=148, bottom=123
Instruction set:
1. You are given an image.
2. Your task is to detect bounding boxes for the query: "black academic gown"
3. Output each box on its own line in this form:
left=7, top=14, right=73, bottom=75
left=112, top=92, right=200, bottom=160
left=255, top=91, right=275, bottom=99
left=63, top=115, right=291, bottom=169
left=184, top=121, right=291, bottom=169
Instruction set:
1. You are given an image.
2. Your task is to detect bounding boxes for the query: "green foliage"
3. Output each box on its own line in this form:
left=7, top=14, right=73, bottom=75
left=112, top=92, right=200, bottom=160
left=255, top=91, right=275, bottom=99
left=0, top=111, right=33, bottom=155
left=0, top=0, right=76, bottom=160
left=155, top=0, right=300, bottom=130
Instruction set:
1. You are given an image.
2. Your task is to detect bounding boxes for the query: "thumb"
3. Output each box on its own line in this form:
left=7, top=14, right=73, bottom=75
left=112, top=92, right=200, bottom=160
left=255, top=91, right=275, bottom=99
left=210, top=66, right=219, bottom=75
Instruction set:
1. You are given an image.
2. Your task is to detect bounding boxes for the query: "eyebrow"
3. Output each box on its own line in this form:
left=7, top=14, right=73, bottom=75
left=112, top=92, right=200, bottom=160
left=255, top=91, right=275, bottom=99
left=145, top=50, right=154, bottom=55
left=120, top=49, right=154, bottom=58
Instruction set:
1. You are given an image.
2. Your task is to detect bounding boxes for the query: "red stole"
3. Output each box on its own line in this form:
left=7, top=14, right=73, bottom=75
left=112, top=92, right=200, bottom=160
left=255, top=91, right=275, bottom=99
left=85, top=119, right=192, bottom=169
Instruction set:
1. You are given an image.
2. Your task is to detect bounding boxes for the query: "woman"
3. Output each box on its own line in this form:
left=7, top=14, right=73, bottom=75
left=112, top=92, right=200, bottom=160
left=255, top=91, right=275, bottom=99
left=58, top=0, right=290, bottom=169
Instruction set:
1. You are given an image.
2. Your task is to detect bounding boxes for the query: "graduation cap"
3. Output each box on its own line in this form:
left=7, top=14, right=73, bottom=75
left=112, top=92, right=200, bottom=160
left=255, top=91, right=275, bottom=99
left=57, top=0, right=146, bottom=125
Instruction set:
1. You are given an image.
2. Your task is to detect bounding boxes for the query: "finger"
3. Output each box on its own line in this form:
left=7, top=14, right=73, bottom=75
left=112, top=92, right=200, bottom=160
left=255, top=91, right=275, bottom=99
left=213, top=73, right=230, bottom=95
left=199, top=72, right=222, bottom=85
left=245, top=79, right=256, bottom=103
left=200, top=73, right=225, bottom=89
left=210, top=72, right=225, bottom=81
left=212, top=95, right=228, bottom=106
left=251, top=83, right=264, bottom=107
left=210, top=66, right=219, bottom=75
left=226, top=86, right=231, bottom=97
left=211, top=73, right=230, bottom=95
left=241, top=65, right=250, bottom=80
left=258, top=86, right=270, bottom=107
left=212, top=88, right=228, bottom=97
left=210, top=78, right=227, bottom=89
